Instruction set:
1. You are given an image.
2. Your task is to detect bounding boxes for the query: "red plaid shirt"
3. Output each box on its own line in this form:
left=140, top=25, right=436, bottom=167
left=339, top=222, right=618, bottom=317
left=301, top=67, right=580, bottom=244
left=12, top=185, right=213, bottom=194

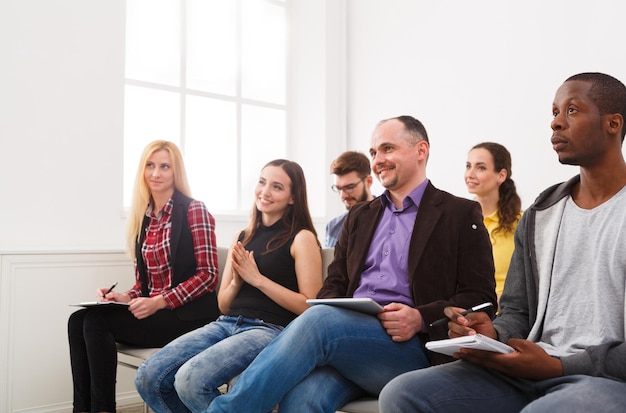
left=126, top=198, right=219, bottom=309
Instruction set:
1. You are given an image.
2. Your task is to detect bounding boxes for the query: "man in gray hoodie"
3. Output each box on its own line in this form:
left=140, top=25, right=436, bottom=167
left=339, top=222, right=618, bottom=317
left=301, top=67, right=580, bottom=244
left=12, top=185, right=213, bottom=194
left=379, top=72, right=626, bottom=413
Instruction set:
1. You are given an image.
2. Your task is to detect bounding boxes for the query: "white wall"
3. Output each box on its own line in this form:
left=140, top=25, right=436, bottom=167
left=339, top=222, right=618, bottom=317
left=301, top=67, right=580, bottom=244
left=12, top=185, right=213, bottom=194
left=0, top=252, right=139, bottom=412
left=345, top=0, right=626, bottom=208
left=0, top=0, right=127, bottom=251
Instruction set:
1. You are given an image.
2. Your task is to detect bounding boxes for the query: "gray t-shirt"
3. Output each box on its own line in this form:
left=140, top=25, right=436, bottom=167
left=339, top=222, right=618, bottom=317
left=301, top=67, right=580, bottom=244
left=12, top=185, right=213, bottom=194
left=538, top=186, right=626, bottom=357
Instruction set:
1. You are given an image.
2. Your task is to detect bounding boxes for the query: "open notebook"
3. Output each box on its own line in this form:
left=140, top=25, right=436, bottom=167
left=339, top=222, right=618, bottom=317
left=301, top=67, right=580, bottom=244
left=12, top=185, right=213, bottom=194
left=426, top=334, right=514, bottom=356
left=70, top=301, right=130, bottom=308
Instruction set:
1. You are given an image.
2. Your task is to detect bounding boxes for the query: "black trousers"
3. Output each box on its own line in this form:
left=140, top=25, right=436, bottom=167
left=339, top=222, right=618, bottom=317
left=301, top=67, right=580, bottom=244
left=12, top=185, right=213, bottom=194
left=68, top=305, right=214, bottom=413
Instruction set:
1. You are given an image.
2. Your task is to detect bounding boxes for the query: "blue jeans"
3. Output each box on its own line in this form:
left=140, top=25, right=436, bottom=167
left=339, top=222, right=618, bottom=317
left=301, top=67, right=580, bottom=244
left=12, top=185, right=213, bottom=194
left=206, top=305, right=430, bottom=413
left=135, top=315, right=283, bottom=413
left=379, top=360, right=626, bottom=413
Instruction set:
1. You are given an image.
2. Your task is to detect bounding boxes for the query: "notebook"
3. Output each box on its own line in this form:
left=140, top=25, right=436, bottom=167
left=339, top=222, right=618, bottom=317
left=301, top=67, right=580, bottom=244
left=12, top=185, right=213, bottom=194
left=70, top=301, right=130, bottom=308
left=306, top=298, right=384, bottom=315
left=425, top=334, right=514, bottom=356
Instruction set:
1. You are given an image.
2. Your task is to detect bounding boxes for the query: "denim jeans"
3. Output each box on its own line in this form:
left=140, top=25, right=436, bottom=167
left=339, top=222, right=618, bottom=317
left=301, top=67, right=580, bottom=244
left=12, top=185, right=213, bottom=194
left=379, top=360, right=626, bottom=413
left=206, top=305, right=430, bottom=413
left=135, top=315, right=283, bottom=413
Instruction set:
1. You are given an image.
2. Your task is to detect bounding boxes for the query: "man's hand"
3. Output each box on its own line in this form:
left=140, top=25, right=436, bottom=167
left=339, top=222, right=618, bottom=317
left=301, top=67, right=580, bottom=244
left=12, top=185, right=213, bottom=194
left=442, top=306, right=563, bottom=380
left=455, top=339, right=563, bottom=380
left=444, top=306, right=498, bottom=339
left=378, top=302, right=422, bottom=342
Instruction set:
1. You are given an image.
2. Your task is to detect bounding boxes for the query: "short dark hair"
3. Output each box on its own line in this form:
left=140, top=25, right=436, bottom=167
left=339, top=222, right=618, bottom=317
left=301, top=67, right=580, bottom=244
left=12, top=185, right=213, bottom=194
left=379, top=115, right=429, bottom=146
left=566, top=72, right=626, bottom=142
left=330, top=151, right=371, bottom=178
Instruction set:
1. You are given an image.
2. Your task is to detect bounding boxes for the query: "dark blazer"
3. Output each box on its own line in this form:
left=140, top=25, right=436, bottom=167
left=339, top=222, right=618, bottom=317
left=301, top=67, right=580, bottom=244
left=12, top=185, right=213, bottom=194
left=319, top=181, right=496, bottom=361
left=136, top=190, right=219, bottom=321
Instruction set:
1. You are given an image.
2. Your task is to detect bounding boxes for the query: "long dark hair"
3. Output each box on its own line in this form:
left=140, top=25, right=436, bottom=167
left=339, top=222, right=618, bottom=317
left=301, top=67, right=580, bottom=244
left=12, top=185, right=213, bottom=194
left=472, top=142, right=521, bottom=235
left=242, top=159, right=319, bottom=253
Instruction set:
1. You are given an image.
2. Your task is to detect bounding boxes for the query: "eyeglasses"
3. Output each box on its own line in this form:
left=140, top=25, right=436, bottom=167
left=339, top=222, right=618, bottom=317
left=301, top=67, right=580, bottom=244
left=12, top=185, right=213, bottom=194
left=331, top=178, right=365, bottom=194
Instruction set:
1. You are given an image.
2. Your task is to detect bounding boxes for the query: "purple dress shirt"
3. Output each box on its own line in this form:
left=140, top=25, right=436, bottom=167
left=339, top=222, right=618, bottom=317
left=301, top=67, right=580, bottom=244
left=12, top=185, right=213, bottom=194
left=353, top=179, right=429, bottom=306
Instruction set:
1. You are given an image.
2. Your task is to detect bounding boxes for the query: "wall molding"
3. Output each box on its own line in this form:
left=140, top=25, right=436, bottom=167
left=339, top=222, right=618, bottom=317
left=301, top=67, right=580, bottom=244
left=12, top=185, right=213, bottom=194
left=0, top=251, right=137, bottom=413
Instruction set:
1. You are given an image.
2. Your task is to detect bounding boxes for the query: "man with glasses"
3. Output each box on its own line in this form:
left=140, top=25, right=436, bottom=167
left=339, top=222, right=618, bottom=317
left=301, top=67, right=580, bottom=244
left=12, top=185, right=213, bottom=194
left=325, top=151, right=375, bottom=247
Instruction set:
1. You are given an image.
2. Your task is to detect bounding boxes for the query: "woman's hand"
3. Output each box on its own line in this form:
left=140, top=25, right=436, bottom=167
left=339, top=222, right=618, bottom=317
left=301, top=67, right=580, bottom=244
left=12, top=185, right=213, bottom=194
left=230, top=242, right=264, bottom=288
left=128, top=295, right=168, bottom=320
left=98, top=289, right=130, bottom=303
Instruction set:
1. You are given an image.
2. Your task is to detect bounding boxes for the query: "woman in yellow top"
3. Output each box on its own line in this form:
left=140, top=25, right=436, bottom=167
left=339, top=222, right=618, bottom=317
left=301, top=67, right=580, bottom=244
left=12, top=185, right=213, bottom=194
left=465, top=142, right=522, bottom=307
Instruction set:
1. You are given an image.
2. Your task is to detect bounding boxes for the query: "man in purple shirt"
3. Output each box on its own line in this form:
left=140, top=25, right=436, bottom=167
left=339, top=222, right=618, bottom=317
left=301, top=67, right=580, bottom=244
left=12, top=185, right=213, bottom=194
left=208, top=115, right=496, bottom=413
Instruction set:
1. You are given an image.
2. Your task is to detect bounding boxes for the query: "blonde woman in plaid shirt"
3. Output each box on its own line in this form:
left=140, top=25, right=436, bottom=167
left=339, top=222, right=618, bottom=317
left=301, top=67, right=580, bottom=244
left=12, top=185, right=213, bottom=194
left=68, top=140, right=220, bottom=413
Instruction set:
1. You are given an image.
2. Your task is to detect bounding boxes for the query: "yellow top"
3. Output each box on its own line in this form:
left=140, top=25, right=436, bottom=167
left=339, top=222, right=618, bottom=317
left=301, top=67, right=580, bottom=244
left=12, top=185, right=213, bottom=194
left=483, top=211, right=521, bottom=296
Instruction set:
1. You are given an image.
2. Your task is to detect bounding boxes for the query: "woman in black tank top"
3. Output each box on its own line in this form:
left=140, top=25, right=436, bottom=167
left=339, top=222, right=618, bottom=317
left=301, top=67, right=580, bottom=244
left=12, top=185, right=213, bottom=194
left=135, top=159, right=323, bottom=413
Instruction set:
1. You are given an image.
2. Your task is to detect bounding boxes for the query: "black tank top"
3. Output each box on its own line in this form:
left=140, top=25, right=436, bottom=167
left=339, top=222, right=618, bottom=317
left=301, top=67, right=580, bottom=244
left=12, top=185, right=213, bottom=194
left=226, top=220, right=299, bottom=326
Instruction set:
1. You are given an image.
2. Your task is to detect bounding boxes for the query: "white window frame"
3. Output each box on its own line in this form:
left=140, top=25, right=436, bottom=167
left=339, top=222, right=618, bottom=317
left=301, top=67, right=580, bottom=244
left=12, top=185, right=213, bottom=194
left=123, top=0, right=289, bottom=214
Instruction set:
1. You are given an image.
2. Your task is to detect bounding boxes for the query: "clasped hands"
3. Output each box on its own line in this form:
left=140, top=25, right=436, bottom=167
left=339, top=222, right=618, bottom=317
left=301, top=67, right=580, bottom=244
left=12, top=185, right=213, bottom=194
left=230, top=242, right=264, bottom=288
left=442, top=306, right=563, bottom=380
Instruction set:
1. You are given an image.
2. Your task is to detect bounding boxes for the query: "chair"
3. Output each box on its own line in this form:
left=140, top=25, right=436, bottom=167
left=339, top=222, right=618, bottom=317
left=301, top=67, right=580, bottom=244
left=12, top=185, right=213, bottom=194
left=337, top=397, right=379, bottom=413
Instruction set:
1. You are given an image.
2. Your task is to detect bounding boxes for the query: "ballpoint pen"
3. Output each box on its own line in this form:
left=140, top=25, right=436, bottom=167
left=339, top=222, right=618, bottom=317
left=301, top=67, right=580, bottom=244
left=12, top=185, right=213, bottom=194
left=429, top=302, right=493, bottom=327
left=102, top=281, right=118, bottom=299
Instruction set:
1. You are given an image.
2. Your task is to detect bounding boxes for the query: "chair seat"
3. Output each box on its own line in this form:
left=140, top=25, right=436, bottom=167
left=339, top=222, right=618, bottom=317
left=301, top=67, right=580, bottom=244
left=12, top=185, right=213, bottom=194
left=116, top=343, right=161, bottom=360
left=116, top=343, right=161, bottom=370
left=337, top=397, right=379, bottom=413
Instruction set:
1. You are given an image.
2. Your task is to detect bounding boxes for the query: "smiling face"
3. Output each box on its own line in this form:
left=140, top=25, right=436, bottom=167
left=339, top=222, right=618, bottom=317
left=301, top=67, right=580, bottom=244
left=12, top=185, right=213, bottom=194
left=369, top=119, right=427, bottom=197
left=465, top=148, right=506, bottom=198
left=144, top=149, right=175, bottom=198
left=255, top=165, right=294, bottom=224
left=551, top=80, right=608, bottom=167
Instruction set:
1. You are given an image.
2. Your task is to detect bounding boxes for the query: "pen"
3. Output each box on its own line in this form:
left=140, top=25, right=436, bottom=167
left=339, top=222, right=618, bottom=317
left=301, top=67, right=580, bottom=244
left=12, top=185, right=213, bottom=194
left=102, top=281, right=118, bottom=299
left=429, top=302, right=493, bottom=327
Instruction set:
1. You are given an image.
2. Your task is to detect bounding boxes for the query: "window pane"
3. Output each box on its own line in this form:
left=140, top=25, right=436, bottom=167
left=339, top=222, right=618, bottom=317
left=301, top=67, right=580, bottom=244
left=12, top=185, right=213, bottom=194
left=126, top=0, right=180, bottom=86
left=123, top=85, right=180, bottom=206
left=241, top=104, right=286, bottom=209
left=186, top=0, right=238, bottom=96
left=241, top=0, right=286, bottom=104
left=185, top=95, right=238, bottom=211
left=124, top=0, right=289, bottom=215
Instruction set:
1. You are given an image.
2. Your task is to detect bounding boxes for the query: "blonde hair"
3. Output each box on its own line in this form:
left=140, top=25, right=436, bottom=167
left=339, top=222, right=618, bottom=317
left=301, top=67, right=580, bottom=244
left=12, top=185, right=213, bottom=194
left=126, top=140, right=192, bottom=258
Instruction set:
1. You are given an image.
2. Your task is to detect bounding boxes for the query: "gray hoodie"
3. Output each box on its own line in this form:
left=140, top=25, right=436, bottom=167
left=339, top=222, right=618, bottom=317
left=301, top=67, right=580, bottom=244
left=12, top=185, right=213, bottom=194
left=494, top=175, right=626, bottom=382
